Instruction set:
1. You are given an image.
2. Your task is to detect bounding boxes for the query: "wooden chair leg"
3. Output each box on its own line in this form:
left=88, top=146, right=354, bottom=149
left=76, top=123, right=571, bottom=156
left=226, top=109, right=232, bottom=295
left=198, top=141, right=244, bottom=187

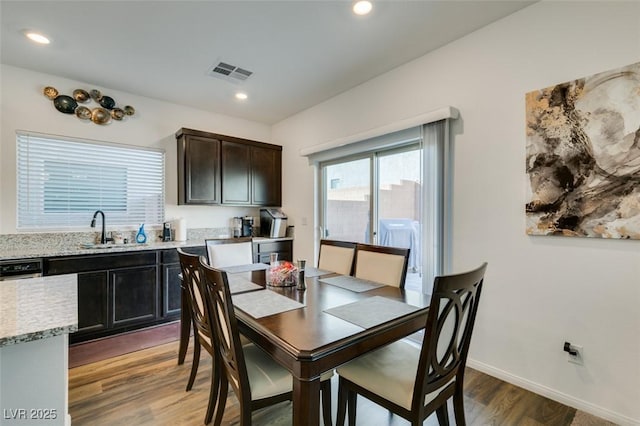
left=436, top=402, right=450, bottom=426
left=212, top=376, right=228, bottom=426
left=321, top=379, right=332, bottom=426
left=186, top=338, right=201, bottom=391
left=347, top=389, right=357, bottom=426
left=336, top=379, right=348, bottom=426
left=205, top=358, right=220, bottom=425
left=177, top=287, right=192, bottom=365
left=452, top=388, right=467, bottom=426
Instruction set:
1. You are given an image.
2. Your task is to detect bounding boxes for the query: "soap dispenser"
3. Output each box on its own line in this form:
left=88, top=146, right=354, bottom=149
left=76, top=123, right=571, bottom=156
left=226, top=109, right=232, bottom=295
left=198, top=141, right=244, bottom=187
left=136, top=223, right=147, bottom=244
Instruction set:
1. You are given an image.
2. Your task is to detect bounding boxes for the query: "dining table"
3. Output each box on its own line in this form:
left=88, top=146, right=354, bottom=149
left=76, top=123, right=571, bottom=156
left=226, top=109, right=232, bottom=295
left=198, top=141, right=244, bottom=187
left=225, top=266, right=431, bottom=426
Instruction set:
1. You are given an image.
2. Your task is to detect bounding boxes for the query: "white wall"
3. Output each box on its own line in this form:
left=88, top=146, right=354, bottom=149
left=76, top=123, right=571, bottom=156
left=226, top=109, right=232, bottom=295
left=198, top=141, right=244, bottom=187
left=272, top=2, right=640, bottom=424
left=0, top=65, right=270, bottom=234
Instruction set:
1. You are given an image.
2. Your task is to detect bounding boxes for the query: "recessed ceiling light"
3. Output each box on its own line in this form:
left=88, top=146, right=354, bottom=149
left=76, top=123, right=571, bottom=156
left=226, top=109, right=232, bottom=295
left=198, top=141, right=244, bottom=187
left=353, top=1, right=372, bottom=15
left=235, top=92, right=248, bottom=100
left=24, top=31, right=50, bottom=45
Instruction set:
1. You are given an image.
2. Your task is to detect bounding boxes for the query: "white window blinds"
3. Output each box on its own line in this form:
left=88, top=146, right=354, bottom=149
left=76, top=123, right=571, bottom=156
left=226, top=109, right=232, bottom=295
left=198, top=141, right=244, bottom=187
left=17, top=132, right=165, bottom=230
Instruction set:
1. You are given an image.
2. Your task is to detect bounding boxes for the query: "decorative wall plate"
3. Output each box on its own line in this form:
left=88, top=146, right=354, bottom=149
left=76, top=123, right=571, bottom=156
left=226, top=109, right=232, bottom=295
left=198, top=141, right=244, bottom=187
left=91, top=107, right=111, bottom=125
left=111, top=108, right=125, bottom=120
left=75, top=106, right=92, bottom=120
left=73, top=89, right=90, bottom=102
left=99, top=96, right=115, bottom=110
left=43, top=86, right=58, bottom=100
left=90, top=89, right=102, bottom=101
left=53, top=95, right=78, bottom=114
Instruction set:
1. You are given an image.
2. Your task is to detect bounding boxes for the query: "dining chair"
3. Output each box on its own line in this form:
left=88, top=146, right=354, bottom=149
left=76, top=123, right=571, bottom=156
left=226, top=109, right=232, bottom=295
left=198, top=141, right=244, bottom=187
left=198, top=259, right=334, bottom=426
left=205, top=237, right=254, bottom=268
left=335, top=262, right=488, bottom=426
left=177, top=248, right=220, bottom=424
left=353, top=243, right=410, bottom=288
left=318, top=239, right=357, bottom=275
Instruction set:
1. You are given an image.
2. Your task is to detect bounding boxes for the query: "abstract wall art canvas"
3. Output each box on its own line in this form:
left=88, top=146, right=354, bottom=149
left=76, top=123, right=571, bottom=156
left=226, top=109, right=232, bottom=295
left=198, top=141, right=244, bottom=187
left=525, top=62, right=640, bottom=239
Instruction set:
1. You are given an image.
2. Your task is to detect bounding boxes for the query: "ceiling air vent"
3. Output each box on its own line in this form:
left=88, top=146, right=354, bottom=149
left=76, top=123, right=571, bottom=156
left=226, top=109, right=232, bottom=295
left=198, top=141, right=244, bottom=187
left=208, top=61, right=253, bottom=83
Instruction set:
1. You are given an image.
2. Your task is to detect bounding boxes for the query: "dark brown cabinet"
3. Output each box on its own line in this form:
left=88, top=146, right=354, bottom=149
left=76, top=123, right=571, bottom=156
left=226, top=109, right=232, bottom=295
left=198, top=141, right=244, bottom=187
left=111, top=266, right=159, bottom=328
left=221, top=140, right=252, bottom=204
left=177, top=131, right=221, bottom=205
left=159, top=246, right=206, bottom=319
left=76, top=271, right=109, bottom=335
left=253, top=239, right=293, bottom=264
left=176, top=128, right=282, bottom=206
left=45, top=251, right=160, bottom=343
left=251, top=145, right=282, bottom=206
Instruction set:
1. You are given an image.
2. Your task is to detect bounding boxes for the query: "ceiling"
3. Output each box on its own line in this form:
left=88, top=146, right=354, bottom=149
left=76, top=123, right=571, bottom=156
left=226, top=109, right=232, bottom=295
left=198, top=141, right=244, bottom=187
left=1, top=1, right=534, bottom=124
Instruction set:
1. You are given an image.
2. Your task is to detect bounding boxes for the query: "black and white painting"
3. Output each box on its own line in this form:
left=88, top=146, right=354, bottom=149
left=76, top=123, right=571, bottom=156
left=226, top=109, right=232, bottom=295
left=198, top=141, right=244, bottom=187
left=525, top=62, right=640, bottom=239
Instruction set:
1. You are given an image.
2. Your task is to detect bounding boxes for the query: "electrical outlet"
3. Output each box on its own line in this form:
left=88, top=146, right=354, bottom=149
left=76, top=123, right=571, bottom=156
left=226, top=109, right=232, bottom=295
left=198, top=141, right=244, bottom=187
left=567, top=343, right=584, bottom=365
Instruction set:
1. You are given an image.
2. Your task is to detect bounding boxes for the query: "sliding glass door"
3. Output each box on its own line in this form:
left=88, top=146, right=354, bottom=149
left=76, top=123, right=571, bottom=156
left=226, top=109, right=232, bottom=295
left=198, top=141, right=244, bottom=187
left=321, top=157, right=371, bottom=243
left=320, top=144, right=423, bottom=291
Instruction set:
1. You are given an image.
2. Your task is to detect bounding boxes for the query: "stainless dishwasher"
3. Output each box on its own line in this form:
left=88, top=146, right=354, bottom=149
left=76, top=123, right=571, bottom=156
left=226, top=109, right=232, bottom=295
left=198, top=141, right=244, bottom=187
left=0, top=258, right=43, bottom=280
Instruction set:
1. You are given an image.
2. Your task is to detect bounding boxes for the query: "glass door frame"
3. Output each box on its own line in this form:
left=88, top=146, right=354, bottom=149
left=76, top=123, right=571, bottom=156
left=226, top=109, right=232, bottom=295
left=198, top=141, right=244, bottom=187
left=318, top=142, right=423, bottom=286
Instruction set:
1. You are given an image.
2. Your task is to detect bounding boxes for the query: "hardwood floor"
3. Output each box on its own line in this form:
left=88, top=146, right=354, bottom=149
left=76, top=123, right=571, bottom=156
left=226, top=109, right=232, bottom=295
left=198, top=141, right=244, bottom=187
left=68, top=332, right=616, bottom=426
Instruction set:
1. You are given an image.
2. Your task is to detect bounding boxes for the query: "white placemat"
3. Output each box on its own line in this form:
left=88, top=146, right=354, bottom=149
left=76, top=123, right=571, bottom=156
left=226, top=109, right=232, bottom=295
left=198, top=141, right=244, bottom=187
left=228, top=275, right=262, bottom=294
left=304, top=266, right=333, bottom=278
left=221, top=263, right=269, bottom=274
left=319, top=275, right=385, bottom=292
left=232, top=290, right=305, bottom=319
left=324, top=296, right=421, bottom=329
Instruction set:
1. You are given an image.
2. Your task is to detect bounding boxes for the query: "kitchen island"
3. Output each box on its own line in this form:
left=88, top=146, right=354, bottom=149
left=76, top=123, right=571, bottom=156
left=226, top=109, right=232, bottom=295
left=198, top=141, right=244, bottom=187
left=0, top=274, right=77, bottom=426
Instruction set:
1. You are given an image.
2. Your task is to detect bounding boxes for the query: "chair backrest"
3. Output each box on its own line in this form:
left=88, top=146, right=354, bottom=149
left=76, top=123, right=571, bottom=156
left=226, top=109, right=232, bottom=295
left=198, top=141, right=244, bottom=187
left=413, top=263, right=487, bottom=411
left=177, top=248, right=214, bottom=352
left=318, top=239, right=356, bottom=275
left=353, top=243, right=410, bottom=288
left=198, top=259, right=252, bottom=404
left=205, top=238, right=253, bottom=268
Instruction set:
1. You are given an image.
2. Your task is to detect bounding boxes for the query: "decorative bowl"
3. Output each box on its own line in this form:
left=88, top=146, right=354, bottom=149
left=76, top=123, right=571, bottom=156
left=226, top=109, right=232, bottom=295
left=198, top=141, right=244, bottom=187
left=73, top=89, right=90, bottom=102
left=91, top=107, right=111, bottom=125
left=43, top=86, right=58, bottom=100
left=75, top=106, right=92, bottom=120
left=99, top=95, right=116, bottom=110
left=90, top=89, right=102, bottom=101
left=266, top=261, right=298, bottom=287
left=53, top=95, right=78, bottom=114
left=111, top=107, right=125, bottom=120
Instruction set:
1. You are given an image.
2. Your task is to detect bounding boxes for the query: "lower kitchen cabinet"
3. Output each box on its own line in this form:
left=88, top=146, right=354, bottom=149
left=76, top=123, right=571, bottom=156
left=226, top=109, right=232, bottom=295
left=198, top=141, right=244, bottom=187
left=77, top=271, right=109, bottom=335
left=45, top=251, right=162, bottom=343
left=253, top=239, right=293, bottom=264
left=159, top=246, right=206, bottom=319
left=111, top=265, right=159, bottom=328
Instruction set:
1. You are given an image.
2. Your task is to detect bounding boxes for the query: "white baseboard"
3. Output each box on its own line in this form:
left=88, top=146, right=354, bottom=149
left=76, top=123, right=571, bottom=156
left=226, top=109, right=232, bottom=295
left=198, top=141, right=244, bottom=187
left=466, top=359, right=639, bottom=426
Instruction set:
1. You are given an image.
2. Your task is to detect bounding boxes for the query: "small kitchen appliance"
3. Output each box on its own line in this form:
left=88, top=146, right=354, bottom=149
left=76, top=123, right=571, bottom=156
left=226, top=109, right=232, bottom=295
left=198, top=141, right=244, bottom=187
left=232, top=217, right=242, bottom=238
left=241, top=216, right=254, bottom=237
left=260, top=208, right=288, bottom=238
left=163, top=222, right=172, bottom=241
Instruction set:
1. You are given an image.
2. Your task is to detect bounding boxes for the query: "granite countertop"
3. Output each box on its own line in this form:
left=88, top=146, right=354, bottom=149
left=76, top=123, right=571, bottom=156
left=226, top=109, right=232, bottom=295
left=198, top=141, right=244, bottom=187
left=0, top=236, right=293, bottom=260
left=0, top=274, right=78, bottom=347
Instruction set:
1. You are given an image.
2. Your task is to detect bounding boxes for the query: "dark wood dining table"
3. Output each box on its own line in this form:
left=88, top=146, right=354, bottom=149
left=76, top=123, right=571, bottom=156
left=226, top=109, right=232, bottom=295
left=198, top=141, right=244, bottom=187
left=231, top=270, right=431, bottom=426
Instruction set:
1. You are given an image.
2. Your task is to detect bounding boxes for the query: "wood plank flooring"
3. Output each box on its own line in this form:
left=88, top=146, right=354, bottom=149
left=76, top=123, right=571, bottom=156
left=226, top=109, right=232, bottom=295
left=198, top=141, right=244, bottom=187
left=68, top=333, right=616, bottom=425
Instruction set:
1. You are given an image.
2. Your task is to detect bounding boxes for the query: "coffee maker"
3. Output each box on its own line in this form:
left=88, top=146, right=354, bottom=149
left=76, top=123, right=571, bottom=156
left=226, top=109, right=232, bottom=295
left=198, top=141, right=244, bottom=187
left=241, top=216, right=254, bottom=237
left=232, top=217, right=242, bottom=238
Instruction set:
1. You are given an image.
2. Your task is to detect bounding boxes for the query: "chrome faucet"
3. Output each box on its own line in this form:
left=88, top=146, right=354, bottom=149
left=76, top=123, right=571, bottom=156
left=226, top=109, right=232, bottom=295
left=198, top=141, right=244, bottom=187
left=90, top=210, right=112, bottom=244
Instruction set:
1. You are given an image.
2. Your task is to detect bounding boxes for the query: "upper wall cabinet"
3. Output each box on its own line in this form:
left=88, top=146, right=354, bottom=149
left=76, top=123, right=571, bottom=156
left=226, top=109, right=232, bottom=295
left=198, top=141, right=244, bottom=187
left=177, top=130, right=221, bottom=204
left=176, top=128, right=282, bottom=206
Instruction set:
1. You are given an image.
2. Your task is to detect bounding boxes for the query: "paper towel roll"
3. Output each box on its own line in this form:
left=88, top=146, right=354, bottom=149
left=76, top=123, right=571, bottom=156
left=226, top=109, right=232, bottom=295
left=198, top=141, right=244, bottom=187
left=173, top=218, right=187, bottom=241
